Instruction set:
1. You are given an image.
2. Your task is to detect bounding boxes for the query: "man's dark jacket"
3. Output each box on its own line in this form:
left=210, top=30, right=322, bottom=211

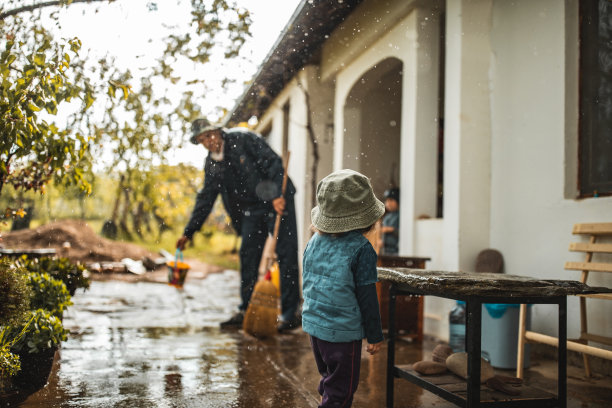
left=183, top=128, right=295, bottom=238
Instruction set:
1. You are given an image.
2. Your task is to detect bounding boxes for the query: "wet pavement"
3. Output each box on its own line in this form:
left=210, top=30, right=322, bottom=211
left=6, top=269, right=612, bottom=407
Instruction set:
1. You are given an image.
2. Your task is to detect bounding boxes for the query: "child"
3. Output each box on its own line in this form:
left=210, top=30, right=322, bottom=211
left=302, top=169, right=385, bottom=407
left=381, top=188, right=399, bottom=255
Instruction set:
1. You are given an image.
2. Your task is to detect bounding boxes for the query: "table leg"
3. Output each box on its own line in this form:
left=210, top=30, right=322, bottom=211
left=466, top=299, right=482, bottom=408
left=386, top=283, right=397, bottom=408
left=558, top=296, right=567, bottom=408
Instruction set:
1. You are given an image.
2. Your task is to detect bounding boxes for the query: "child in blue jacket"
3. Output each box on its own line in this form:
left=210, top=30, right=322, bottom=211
left=302, top=169, right=385, bottom=407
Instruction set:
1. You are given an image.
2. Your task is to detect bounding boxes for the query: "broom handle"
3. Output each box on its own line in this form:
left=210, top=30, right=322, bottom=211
left=269, top=151, right=290, bottom=256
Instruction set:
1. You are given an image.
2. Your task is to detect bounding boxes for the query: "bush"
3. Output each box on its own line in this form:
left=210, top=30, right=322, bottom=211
left=4, top=309, right=67, bottom=355
left=18, top=256, right=90, bottom=296
left=0, top=342, right=21, bottom=383
left=27, top=273, right=72, bottom=318
left=0, top=258, right=31, bottom=326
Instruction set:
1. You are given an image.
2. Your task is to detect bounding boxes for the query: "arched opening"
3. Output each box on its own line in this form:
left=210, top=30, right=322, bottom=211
left=342, top=57, right=403, bottom=198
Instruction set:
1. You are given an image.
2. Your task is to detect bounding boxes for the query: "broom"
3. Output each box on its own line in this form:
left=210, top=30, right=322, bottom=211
left=243, top=152, right=290, bottom=338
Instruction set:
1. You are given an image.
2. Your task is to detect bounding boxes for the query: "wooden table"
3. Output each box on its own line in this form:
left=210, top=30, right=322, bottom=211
left=379, top=268, right=609, bottom=408
left=376, top=256, right=430, bottom=341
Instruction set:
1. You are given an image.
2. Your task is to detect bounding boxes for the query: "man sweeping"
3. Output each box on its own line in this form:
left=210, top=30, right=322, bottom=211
left=176, top=118, right=301, bottom=332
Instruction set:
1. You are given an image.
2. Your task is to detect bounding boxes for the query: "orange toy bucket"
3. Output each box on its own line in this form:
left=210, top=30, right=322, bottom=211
left=167, top=249, right=190, bottom=288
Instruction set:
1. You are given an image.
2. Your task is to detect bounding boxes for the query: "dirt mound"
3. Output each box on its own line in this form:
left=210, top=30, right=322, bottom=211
left=0, top=220, right=157, bottom=264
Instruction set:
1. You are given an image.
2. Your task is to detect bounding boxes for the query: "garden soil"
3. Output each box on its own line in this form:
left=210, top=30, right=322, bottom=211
left=0, top=219, right=222, bottom=283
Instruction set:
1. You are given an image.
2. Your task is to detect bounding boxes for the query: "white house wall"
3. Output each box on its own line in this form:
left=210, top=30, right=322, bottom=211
left=488, top=0, right=612, bottom=341
left=329, top=0, right=611, bottom=343
left=253, top=0, right=611, bottom=345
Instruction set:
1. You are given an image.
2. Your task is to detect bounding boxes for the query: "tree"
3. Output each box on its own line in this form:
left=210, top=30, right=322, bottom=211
left=0, top=19, right=93, bottom=222
left=0, top=0, right=253, bottom=231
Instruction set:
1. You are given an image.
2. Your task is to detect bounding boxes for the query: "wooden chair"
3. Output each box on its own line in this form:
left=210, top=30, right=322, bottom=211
left=516, top=222, right=612, bottom=378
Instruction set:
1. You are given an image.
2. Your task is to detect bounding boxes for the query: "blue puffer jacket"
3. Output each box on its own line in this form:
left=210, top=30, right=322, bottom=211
left=184, top=128, right=295, bottom=237
left=302, top=231, right=378, bottom=343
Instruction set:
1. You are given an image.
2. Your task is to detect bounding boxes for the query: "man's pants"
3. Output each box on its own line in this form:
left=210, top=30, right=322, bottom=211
left=310, top=335, right=362, bottom=407
left=239, top=195, right=300, bottom=321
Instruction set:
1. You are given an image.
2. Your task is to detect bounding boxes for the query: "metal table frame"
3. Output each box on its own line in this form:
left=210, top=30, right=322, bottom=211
left=386, top=283, right=567, bottom=408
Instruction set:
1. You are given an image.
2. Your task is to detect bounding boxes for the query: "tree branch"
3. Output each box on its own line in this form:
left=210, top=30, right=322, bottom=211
left=0, top=0, right=111, bottom=21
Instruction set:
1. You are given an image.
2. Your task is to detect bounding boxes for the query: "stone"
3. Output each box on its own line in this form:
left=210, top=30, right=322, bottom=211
left=445, top=352, right=495, bottom=383
left=431, top=344, right=453, bottom=363
left=413, top=360, right=447, bottom=375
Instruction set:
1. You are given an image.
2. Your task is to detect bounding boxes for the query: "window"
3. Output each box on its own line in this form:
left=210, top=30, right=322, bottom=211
left=579, top=0, right=612, bottom=197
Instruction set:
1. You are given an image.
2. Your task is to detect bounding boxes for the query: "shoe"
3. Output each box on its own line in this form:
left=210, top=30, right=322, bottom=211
left=277, top=316, right=301, bottom=333
left=220, top=311, right=244, bottom=329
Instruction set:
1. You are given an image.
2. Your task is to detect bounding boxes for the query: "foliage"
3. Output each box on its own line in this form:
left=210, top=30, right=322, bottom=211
left=2, top=309, right=67, bottom=354
left=0, top=258, right=31, bottom=326
left=0, top=0, right=253, bottom=237
left=0, top=341, right=20, bottom=382
left=26, top=272, right=72, bottom=318
left=18, top=256, right=90, bottom=296
left=0, top=19, right=94, bottom=212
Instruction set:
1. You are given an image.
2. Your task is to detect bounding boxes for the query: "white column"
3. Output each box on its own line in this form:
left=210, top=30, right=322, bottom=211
left=399, top=8, right=441, bottom=254
left=443, top=0, right=493, bottom=270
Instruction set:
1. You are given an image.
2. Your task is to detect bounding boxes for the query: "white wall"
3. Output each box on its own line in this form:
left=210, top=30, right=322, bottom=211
left=256, top=0, right=612, bottom=345
left=488, top=0, right=612, bottom=341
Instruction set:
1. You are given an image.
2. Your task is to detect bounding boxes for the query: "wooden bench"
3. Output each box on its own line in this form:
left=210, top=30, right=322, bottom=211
left=516, top=222, right=612, bottom=378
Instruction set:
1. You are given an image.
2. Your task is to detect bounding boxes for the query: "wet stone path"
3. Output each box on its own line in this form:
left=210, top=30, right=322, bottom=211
left=17, top=271, right=324, bottom=407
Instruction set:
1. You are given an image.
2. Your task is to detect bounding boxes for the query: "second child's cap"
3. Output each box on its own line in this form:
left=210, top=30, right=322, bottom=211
left=384, top=188, right=400, bottom=203
left=311, top=169, right=385, bottom=234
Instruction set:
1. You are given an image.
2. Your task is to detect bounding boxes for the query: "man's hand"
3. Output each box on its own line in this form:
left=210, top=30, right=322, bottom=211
left=366, top=341, right=383, bottom=355
left=176, top=235, right=190, bottom=250
left=272, top=196, right=286, bottom=215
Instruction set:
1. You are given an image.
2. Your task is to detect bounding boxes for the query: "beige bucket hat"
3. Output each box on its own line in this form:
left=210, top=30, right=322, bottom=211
left=311, top=169, right=385, bottom=234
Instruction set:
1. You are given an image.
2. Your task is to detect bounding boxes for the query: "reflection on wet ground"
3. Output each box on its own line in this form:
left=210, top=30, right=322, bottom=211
left=10, top=270, right=612, bottom=407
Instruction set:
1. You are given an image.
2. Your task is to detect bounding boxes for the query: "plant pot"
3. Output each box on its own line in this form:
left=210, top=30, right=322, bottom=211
left=12, top=347, right=58, bottom=391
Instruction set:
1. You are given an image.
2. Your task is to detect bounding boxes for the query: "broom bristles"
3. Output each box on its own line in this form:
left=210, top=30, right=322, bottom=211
left=243, top=279, right=279, bottom=338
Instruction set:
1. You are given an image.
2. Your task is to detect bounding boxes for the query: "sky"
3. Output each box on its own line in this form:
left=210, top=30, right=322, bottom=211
left=45, top=0, right=302, bottom=167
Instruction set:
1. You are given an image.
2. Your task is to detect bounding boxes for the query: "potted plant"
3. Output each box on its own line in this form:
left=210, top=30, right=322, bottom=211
left=18, top=256, right=90, bottom=296
left=3, top=309, right=67, bottom=390
left=26, top=272, right=73, bottom=319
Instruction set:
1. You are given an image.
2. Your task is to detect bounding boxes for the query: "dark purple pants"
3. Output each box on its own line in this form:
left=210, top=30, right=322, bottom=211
left=309, top=335, right=362, bottom=408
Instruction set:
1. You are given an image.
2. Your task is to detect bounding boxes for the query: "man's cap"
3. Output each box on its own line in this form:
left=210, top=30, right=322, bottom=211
left=190, top=118, right=222, bottom=144
left=311, top=169, right=385, bottom=234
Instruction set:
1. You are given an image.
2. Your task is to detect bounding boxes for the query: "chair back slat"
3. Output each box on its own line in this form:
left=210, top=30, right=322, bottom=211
left=572, top=223, right=612, bottom=235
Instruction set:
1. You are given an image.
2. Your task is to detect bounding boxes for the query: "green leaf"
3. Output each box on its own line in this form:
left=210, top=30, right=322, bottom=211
left=84, top=93, right=94, bottom=110
left=33, top=53, right=46, bottom=66
left=27, top=102, right=42, bottom=112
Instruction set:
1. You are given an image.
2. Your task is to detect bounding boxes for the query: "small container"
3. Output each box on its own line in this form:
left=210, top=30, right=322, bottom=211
left=449, top=301, right=466, bottom=352
left=167, top=249, right=190, bottom=288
